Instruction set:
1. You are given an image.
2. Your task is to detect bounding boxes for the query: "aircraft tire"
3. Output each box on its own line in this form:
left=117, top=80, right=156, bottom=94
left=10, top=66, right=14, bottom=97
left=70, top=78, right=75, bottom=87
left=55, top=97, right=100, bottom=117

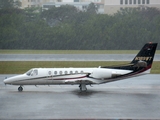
left=18, top=86, right=23, bottom=92
left=79, top=84, right=87, bottom=92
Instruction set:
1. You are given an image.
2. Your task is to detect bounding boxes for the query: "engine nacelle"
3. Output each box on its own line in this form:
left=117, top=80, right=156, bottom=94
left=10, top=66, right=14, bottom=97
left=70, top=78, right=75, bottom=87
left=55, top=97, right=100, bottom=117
left=90, top=68, right=112, bottom=79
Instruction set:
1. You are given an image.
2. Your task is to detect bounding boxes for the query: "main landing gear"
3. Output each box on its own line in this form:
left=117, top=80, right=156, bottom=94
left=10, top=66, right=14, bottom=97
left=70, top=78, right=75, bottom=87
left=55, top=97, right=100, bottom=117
left=79, top=84, right=87, bottom=92
left=18, top=86, right=23, bottom=92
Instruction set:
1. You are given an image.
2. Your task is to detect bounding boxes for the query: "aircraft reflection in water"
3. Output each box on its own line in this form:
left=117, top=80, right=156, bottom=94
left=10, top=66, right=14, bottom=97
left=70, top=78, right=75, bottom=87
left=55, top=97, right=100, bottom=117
left=4, top=43, right=158, bottom=92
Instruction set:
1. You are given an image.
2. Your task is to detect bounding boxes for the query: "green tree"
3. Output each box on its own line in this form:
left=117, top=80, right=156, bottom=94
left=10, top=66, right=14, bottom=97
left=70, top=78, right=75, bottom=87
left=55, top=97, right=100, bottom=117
left=0, top=0, right=21, bottom=9
left=0, top=5, right=160, bottom=50
left=41, top=5, right=78, bottom=27
left=24, top=7, right=42, bottom=22
left=0, top=8, right=24, bottom=49
left=86, top=3, right=97, bottom=14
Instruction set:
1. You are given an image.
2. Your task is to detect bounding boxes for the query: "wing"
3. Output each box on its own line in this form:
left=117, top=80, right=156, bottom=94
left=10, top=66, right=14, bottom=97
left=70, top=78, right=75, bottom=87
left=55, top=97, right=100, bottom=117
left=52, top=73, right=94, bottom=84
left=64, top=79, right=94, bottom=84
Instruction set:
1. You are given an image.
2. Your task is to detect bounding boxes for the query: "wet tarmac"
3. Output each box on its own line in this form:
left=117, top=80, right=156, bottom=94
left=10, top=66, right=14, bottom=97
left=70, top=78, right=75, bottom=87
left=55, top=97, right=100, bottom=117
left=0, top=74, right=160, bottom=119
left=0, top=54, right=160, bottom=61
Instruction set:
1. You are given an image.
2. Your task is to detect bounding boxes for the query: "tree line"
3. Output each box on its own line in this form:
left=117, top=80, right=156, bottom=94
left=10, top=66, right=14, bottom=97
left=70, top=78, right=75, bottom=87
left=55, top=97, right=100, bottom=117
left=0, top=0, right=160, bottom=50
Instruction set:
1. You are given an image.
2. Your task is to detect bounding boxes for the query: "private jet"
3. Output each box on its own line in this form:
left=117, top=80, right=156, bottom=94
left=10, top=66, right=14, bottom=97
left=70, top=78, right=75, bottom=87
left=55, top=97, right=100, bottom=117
left=4, top=42, right=158, bottom=92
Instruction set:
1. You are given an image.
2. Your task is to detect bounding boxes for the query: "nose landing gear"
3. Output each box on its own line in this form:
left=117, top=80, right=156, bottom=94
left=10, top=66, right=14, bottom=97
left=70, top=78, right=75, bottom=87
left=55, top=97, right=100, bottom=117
left=18, top=86, right=23, bottom=92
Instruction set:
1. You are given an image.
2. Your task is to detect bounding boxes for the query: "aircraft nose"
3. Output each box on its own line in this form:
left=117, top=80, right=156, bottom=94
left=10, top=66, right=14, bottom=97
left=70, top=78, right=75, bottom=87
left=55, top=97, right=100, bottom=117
left=3, top=74, right=25, bottom=85
left=4, top=78, right=12, bottom=85
left=4, top=79, right=9, bottom=84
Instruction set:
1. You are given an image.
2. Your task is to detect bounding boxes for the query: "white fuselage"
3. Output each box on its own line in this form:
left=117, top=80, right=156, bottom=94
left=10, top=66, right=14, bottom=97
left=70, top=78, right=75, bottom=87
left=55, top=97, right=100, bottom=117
left=4, top=67, right=133, bottom=85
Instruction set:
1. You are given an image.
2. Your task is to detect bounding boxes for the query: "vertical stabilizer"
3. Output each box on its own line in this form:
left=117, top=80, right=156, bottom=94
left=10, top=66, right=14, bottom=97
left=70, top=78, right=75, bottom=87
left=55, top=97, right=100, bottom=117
left=131, top=42, right=157, bottom=68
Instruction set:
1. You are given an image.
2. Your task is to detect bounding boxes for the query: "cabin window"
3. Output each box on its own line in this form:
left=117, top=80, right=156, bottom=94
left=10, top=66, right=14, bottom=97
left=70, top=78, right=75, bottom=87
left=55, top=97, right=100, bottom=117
left=65, top=71, right=68, bottom=74
left=70, top=71, right=73, bottom=74
left=80, top=71, right=84, bottom=73
left=75, top=71, right=78, bottom=74
left=48, top=71, right=52, bottom=75
left=54, top=71, right=57, bottom=75
left=59, top=71, right=62, bottom=75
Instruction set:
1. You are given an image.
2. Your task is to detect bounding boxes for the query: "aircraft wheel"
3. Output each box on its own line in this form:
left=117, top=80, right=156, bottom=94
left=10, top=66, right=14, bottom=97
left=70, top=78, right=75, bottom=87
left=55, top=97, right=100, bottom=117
left=80, top=88, right=87, bottom=92
left=79, top=84, right=87, bottom=92
left=18, top=86, right=23, bottom=92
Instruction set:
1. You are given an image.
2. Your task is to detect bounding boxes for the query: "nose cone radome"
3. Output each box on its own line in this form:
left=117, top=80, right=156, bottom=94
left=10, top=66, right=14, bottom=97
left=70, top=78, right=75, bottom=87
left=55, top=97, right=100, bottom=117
left=4, top=79, right=9, bottom=84
left=4, top=74, right=27, bottom=85
left=4, top=78, right=12, bottom=84
left=3, top=75, right=23, bottom=85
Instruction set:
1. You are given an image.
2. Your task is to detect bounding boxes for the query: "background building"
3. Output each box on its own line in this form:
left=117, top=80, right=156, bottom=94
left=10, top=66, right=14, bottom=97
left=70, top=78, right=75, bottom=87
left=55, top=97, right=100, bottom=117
left=20, top=0, right=104, bottom=8
left=104, top=0, right=160, bottom=14
left=42, top=1, right=104, bottom=13
left=19, top=0, right=160, bottom=14
left=20, top=0, right=104, bottom=10
left=20, top=0, right=50, bottom=8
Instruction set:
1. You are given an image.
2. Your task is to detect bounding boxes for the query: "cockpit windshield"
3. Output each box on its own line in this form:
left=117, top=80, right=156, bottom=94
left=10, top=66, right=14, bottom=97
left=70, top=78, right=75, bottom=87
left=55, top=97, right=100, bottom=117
left=26, top=69, right=38, bottom=76
left=26, top=69, right=33, bottom=76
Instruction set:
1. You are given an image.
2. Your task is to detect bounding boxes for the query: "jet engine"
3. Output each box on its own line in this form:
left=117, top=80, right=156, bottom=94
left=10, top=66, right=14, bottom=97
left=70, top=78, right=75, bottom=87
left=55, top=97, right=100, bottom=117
left=90, top=68, right=112, bottom=79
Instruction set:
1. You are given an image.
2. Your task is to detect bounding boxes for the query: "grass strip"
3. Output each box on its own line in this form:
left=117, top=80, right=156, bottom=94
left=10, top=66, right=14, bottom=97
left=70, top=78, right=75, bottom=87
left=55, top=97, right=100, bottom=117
left=0, top=50, right=138, bottom=54
left=1, top=50, right=160, bottom=54
left=0, top=61, right=159, bottom=74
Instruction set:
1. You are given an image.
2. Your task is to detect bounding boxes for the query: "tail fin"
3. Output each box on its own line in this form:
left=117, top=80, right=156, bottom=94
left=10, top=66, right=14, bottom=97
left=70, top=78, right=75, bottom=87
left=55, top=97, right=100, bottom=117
left=131, top=42, right=157, bottom=68
left=102, top=43, right=157, bottom=77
